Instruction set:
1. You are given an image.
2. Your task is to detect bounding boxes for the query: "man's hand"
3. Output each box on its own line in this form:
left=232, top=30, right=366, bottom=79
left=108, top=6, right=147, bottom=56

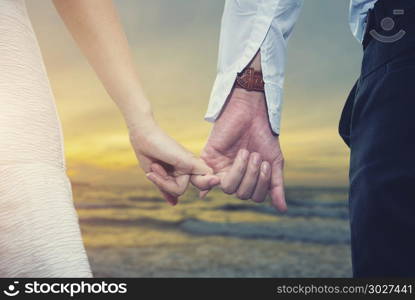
left=191, top=88, right=286, bottom=212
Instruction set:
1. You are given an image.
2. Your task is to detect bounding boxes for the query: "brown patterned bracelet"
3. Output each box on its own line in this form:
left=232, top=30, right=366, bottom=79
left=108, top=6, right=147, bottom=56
left=235, top=67, right=265, bottom=92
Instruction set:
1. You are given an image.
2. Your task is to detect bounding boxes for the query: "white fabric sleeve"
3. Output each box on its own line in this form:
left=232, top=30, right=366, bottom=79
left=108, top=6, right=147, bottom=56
left=349, top=0, right=377, bottom=43
left=205, top=0, right=303, bottom=134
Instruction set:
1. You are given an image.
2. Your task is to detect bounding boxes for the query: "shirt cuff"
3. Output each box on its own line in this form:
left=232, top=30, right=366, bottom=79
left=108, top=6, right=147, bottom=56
left=205, top=71, right=283, bottom=135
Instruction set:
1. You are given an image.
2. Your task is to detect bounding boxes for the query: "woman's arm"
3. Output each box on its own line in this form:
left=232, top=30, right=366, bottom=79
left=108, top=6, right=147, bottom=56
left=53, top=0, right=150, bottom=129
left=53, top=0, right=217, bottom=204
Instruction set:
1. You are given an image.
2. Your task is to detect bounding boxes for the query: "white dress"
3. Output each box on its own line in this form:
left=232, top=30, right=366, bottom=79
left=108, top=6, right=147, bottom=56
left=0, top=0, right=92, bottom=277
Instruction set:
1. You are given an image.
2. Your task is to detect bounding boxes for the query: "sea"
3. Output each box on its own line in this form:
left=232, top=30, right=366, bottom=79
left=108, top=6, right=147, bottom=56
left=73, top=183, right=352, bottom=277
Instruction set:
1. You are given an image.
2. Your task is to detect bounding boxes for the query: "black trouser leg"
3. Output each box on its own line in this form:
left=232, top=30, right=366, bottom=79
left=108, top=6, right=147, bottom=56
left=339, top=0, right=415, bottom=277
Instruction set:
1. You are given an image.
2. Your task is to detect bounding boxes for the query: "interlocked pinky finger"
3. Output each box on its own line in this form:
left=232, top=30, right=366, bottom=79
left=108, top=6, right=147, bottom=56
left=251, top=161, right=271, bottom=203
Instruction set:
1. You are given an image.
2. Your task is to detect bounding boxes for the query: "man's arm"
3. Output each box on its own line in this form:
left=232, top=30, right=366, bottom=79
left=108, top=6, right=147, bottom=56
left=193, top=0, right=304, bottom=211
left=206, top=0, right=304, bottom=135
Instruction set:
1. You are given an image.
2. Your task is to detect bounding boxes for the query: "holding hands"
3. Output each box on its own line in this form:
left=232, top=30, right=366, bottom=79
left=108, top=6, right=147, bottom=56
left=56, top=0, right=285, bottom=210
left=139, top=88, right=286, bottom=212
left=139, top=51, right=286, bottom=212
left=54, top=0, right=285, bottom=211
left=129, top=116, right=219, bottom=206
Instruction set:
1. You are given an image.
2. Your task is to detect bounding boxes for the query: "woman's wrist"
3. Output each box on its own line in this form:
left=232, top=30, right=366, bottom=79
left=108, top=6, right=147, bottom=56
left=125, top=110, right=158, bottom=139
left=126, top=111, right=158, bottom=137
left=117, top=93, right=157, bottom=134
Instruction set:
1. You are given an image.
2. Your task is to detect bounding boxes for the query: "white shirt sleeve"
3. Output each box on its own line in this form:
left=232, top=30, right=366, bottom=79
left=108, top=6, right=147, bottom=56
left=349, top=0, right=377, bottom=43
left=205, top=0, right=304, bottom=134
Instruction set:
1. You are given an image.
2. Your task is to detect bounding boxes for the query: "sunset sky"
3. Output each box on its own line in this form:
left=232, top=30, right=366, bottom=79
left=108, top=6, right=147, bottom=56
left=26, top=0, right=363, bottom=187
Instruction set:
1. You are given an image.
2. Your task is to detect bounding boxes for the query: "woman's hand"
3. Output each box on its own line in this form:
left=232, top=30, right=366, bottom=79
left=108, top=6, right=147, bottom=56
left=129, top=116, right=219, bottom=205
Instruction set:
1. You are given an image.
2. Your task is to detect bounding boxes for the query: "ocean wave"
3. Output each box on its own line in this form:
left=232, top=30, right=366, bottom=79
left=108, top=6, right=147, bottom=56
left=180, top=219, right=349, bottom=244
left=214, top=204, right=349, bottom=219
left=81, top=216, right=180, bottom=227
left=76, top=203, right=137, bottom=210
left=80, top=216, right=349, bottom=244
left=128, top=196, right=165, bottom=203
left=288, top=198, right=347, bottom=208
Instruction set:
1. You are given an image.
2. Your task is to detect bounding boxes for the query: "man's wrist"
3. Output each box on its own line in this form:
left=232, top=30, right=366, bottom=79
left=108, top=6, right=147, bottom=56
left=229, top=88, right=266, bottom=110
left=234, top=52, right=264, bottom=92
left=235, top=68, right=264, bottom=92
